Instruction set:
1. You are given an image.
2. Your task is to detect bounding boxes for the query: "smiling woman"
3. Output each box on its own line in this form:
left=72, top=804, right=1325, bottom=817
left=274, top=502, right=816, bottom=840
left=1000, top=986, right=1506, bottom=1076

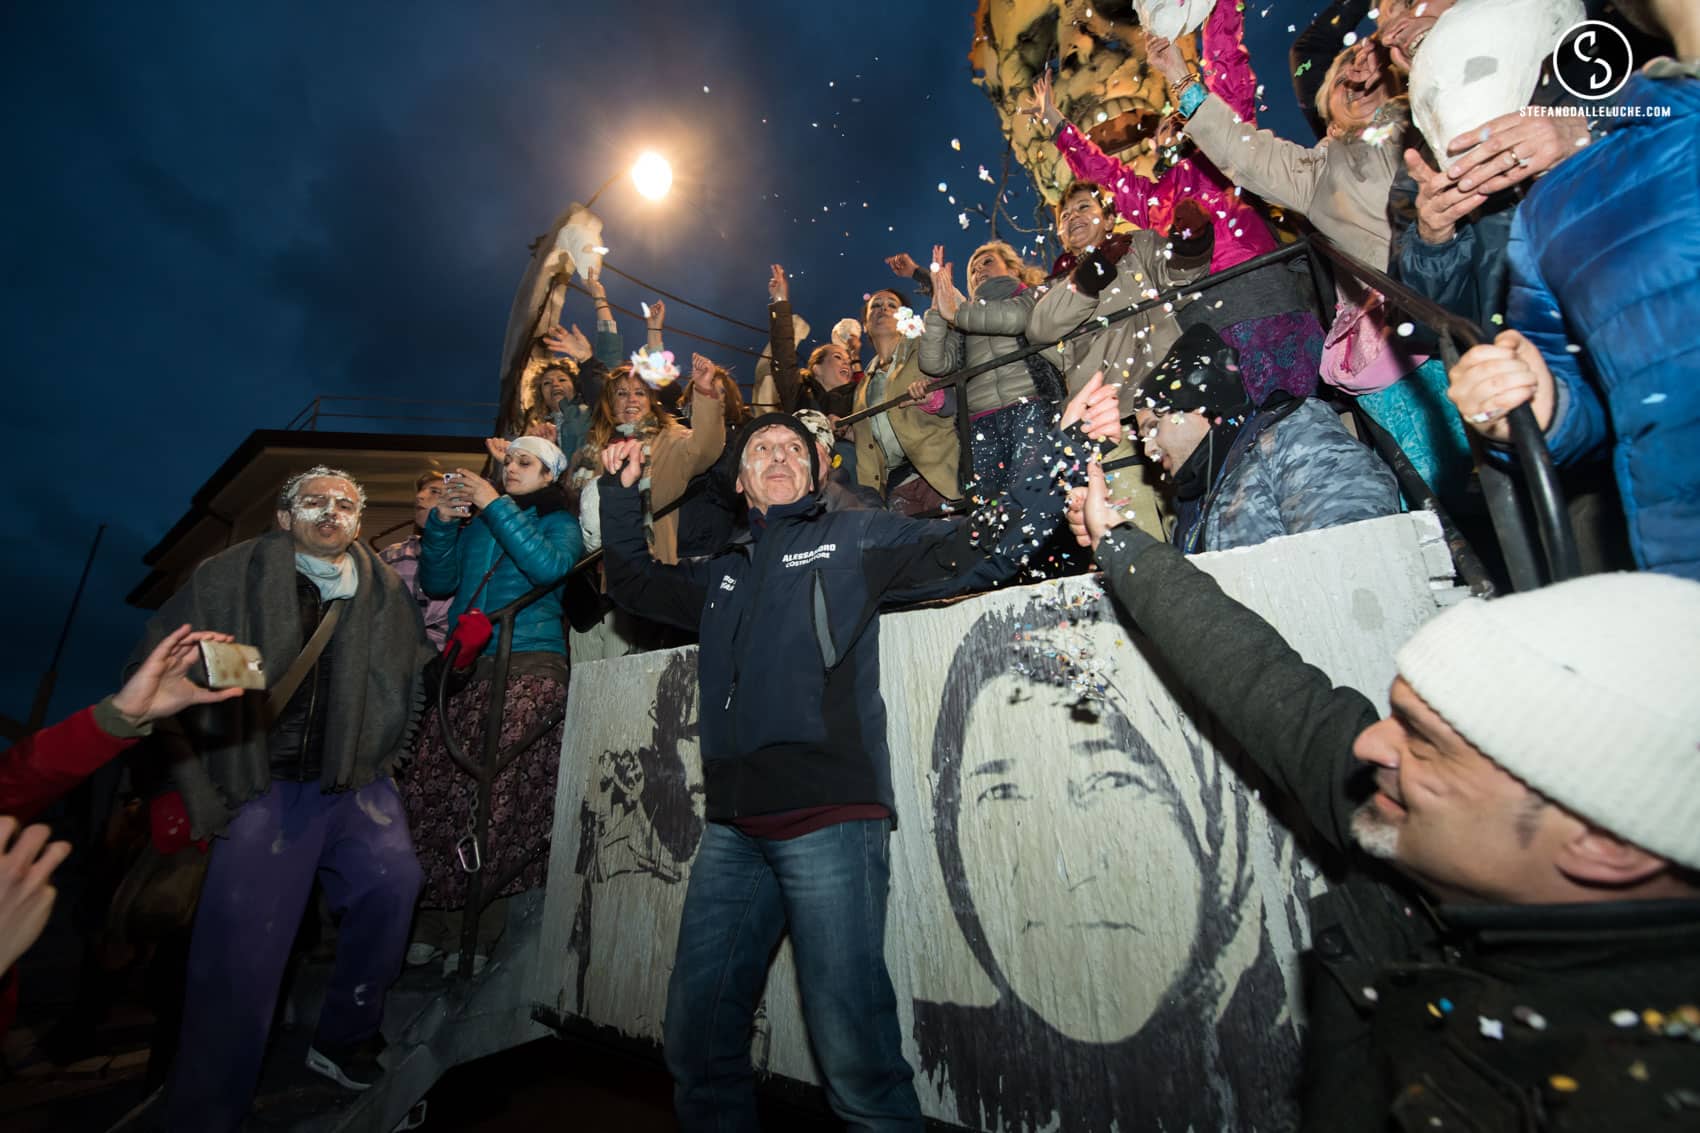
left=913, top=592, right=1303, bottom=1132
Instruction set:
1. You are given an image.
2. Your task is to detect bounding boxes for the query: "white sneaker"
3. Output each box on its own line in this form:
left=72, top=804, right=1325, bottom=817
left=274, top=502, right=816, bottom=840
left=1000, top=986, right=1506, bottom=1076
left=404, top=943, right=441, bottom=967
left=441, top=952, right=488, bottom=977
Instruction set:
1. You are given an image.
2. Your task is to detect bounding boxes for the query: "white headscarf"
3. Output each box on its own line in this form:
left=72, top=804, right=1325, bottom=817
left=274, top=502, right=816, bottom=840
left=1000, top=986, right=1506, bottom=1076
left=509, top=435, right=568, bottom=479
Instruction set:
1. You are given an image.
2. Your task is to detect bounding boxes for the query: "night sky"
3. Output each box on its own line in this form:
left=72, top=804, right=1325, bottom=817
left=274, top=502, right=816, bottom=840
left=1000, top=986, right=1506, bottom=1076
left=2, top=2, right=1327, bottom=725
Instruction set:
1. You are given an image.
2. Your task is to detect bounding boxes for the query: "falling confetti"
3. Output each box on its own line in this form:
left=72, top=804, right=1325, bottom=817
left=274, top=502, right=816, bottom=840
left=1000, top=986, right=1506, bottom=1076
left=950, top=138, right=962, bottom=150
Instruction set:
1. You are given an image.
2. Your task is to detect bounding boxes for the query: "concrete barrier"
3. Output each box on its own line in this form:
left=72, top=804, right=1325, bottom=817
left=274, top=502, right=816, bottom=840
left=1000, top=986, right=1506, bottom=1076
left=535, top=512, right=1462, bottom=1130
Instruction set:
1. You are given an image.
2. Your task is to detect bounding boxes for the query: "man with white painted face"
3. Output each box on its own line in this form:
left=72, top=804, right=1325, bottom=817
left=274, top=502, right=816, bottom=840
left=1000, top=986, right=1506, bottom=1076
left=1066, top=465, right=1700, bottom=1131
left=134, top=465, right=433, bottom=1131
left=599, top=376, right=1125, bottom=1131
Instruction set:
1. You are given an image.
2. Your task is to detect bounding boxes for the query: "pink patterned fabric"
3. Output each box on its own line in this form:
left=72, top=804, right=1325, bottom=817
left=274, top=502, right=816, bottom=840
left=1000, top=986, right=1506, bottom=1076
left=1054, top=0, right=1275, bottom=272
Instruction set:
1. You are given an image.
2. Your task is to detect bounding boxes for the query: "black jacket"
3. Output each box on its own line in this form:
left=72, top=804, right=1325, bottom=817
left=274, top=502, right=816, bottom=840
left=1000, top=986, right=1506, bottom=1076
left=1095, top=526, right=1700, bottom=1132
left=602, top=425, right=1083, bottom=820
left=266, top=575, right=338, bottom=783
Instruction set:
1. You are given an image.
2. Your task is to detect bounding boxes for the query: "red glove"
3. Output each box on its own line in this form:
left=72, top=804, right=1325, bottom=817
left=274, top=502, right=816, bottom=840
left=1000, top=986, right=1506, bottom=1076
left=149, top=791, right=206, bottom=855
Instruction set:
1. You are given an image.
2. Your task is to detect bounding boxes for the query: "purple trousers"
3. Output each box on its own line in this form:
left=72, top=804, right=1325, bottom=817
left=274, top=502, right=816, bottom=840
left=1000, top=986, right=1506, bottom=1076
left=165, top=779, right=422, bottom=1132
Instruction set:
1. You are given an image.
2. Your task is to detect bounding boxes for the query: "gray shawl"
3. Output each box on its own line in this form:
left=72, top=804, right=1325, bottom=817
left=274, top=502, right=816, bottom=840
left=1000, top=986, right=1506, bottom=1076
left=136, top=530, right=432, bottom=837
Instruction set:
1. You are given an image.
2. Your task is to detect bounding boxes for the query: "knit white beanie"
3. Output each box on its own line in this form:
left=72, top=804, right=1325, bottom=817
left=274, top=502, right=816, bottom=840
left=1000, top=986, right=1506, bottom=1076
left=1395, top=572, right=1700, bottom=871
left=508, top=435, right=568, bottom=479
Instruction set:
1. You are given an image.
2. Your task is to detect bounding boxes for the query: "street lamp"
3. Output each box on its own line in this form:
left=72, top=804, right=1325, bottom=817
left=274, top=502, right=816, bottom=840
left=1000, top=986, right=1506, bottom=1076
left=584, top=151, right=674, bottom=208
left=630, top=151, right=673, bottom=201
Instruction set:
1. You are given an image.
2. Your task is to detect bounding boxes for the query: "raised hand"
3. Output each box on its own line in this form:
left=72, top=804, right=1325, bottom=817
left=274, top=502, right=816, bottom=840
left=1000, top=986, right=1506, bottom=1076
left=0, top=816, right=72, bottom=973
left=768, top=264, right=789, bottom=304
left=1058, top=370, right=1123, bottom=444
left=110, top=624, right=246, bottom=723
left=1171, top=199, right=1211, bottom=242
left=1447, top=330, right=1557, bottom=444
left=485, top=436, right=511, bottom=465
left=601, top=438, right=646, bottom=488
left=545, top=323, right=593, bottom=363
left=1144, top=33, right=1188, bottom=83
left=447, top=467, right=500, bottom=510
left=583, top=266, right=608, bottom=303
left=1065, top=461, right=1127, bottom=551
left=1404, top=149, right=1485, bottom=246
left=885, top=252, right=919, bottom=280
left=1021, top=69, right=1064, bottom=133
left=930, top=244, right=962, bottom=321
left=644, top=299, right=667, bottom=332
left=1444, top=113, right=1592, bottom=197
left=690, top=353, right=720, bottom=397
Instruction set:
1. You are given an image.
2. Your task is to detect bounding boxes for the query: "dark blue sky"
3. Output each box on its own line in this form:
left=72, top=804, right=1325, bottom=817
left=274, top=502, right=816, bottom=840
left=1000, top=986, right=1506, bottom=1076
left=1, top=2, right=1326, bottom=724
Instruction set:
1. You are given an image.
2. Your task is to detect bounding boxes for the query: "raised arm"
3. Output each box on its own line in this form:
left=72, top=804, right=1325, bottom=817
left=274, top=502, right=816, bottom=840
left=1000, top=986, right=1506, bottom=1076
left=1183, top=93, right=1328, bottom=216
left=767, top=265, right=804, bottom=413
left=599, top=444, right=714, bottom=630
left=918, top=307, right=965, bottom=378
left=1198, top=0, right=1258, bottom=122
left=1088, top=506, right=1376, bottom=853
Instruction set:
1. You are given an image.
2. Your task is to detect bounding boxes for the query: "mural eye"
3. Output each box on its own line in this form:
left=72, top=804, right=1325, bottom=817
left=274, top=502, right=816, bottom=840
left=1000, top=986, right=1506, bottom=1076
left=976, top=782, right=1026, bottom=804
left=1082, top=770, right=1139, bottom=795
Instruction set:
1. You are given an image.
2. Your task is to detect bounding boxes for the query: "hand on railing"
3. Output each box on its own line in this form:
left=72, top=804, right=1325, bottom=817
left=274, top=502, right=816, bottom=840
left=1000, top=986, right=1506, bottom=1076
left=1447, top=330, right=1556, bottom=445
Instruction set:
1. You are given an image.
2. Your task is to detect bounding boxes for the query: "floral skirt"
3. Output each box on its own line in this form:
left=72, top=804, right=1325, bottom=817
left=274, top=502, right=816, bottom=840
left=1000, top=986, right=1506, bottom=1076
left=400, top=669, right=566, bottom=910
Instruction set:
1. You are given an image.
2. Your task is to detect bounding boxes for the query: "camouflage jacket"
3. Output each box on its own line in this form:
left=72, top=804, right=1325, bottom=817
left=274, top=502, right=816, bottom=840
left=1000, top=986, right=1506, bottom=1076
left=1179, top=397, right=1399, bottom=553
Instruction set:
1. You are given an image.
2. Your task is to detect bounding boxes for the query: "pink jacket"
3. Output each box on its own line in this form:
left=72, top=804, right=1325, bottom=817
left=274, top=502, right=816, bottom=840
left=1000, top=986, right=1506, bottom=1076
left=1054, top=0, right=1275, bottom=271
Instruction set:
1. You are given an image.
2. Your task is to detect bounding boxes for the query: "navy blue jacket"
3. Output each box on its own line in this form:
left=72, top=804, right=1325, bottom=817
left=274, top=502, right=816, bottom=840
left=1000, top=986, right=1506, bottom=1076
left=601, top=428, right=1083, bottom=820
left=1506, top=69, right=1700, bottom=580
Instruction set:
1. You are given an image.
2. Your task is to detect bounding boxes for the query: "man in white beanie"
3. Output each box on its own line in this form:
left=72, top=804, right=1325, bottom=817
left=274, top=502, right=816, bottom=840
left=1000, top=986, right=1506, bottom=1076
left=1067, top=462, right=1700, bottom=1132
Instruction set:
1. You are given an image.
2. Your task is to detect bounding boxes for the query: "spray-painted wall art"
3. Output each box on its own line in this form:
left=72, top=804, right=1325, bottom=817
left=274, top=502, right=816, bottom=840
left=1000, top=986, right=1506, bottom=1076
left=535, top=513, right=1462, bottom=1131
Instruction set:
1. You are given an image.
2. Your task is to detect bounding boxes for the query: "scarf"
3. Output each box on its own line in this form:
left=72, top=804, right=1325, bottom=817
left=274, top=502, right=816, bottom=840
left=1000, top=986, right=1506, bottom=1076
left=294, top=552, right=359, bottom=600
left=134, top=530, right=431, bottom=838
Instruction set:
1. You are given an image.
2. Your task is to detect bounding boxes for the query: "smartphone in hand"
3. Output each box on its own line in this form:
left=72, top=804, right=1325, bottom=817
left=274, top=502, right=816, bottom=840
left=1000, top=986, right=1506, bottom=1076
left=199, top=641, right=267, bottom=690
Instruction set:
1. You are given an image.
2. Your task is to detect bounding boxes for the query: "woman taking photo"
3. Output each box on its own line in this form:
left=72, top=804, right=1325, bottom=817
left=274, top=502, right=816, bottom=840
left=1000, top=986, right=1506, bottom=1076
left=400, top=435, right=583, bottom=974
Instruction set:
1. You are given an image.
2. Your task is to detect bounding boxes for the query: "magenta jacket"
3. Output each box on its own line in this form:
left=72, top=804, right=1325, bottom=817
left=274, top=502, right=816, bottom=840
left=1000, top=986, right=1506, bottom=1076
left=1053, top=0, right=1275, bottom=272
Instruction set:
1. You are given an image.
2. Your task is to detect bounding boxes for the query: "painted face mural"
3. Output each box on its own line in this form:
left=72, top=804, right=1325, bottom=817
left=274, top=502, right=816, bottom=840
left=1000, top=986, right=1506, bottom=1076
left=917, top=588, right=1305, bottom=1131
left=970, top=0, right=1190, bottom=201
left=568, top=651, right=704, bottom=1012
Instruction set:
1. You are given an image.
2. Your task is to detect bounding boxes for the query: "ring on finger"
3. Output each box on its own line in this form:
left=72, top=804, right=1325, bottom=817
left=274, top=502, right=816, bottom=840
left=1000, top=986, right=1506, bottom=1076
left=1506, top=149, right=1520, bottom=167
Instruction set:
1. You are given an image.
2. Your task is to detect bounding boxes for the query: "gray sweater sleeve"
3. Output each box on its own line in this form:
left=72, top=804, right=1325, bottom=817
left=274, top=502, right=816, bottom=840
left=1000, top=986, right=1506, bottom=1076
left=1094, top=526, right=1379, bottom=853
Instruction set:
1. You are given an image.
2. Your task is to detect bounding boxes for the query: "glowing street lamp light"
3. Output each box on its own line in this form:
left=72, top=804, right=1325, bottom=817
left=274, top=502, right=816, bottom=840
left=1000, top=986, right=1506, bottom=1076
left=584, top=151, right=673, bottom=208
left=630, top=151, right=673, bottom=201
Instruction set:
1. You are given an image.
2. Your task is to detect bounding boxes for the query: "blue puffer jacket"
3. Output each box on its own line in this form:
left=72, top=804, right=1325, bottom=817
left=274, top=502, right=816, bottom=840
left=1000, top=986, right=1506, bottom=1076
left=1506, top=69, right=1700, bottom=580
left=419, top=492, right=583, bottom=656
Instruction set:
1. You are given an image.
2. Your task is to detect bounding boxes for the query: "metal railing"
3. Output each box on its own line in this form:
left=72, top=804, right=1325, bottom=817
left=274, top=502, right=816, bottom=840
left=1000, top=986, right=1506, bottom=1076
left=284, top=394, right=500, bottom=433
left=434, top=576, right=566, bottom=978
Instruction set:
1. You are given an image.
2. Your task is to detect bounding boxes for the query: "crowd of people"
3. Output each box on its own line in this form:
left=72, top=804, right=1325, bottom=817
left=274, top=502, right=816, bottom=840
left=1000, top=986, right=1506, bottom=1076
left=2, top=1, right=1697, bottom=1129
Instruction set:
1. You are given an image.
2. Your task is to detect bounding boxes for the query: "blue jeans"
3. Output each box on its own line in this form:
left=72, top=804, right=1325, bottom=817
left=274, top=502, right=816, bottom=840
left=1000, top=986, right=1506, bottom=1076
left=663, top=818, right=921, bottom=1131
left=165, top=780, right=422, bottom=1132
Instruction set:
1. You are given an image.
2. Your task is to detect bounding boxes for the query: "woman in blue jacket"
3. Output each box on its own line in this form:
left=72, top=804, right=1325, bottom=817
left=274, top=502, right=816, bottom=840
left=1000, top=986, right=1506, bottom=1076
left=400, top=435, right=583, bottom=973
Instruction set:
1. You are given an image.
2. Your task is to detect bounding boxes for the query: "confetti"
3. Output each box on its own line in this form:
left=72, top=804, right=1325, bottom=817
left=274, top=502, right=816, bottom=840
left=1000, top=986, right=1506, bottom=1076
left=937, top=182, right=948, bottom=193
left=1396, top=322, right=1415, bottom=337
left=951, top=138, right=962, bottom=150
left=1478, top=1016, right=1504, bottom=1040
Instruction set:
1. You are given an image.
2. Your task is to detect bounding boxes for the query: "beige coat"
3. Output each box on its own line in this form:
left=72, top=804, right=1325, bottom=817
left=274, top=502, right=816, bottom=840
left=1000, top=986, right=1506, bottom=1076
left=852, top=338, right=961, bottom=500
left=1184, top=91, right=1401, bottom=270
left=577, top=389, right=725, bottom=564
left=1026, top=229, right=1210, bottom=419
left=647, top=388, right=725, bottom=564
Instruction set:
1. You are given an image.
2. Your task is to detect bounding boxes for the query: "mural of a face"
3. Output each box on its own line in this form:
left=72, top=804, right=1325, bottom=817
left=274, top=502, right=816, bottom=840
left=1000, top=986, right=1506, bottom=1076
left=959, top=668, right=1204, bottom=1042
left=969, top=0, right=1199, bottom=202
